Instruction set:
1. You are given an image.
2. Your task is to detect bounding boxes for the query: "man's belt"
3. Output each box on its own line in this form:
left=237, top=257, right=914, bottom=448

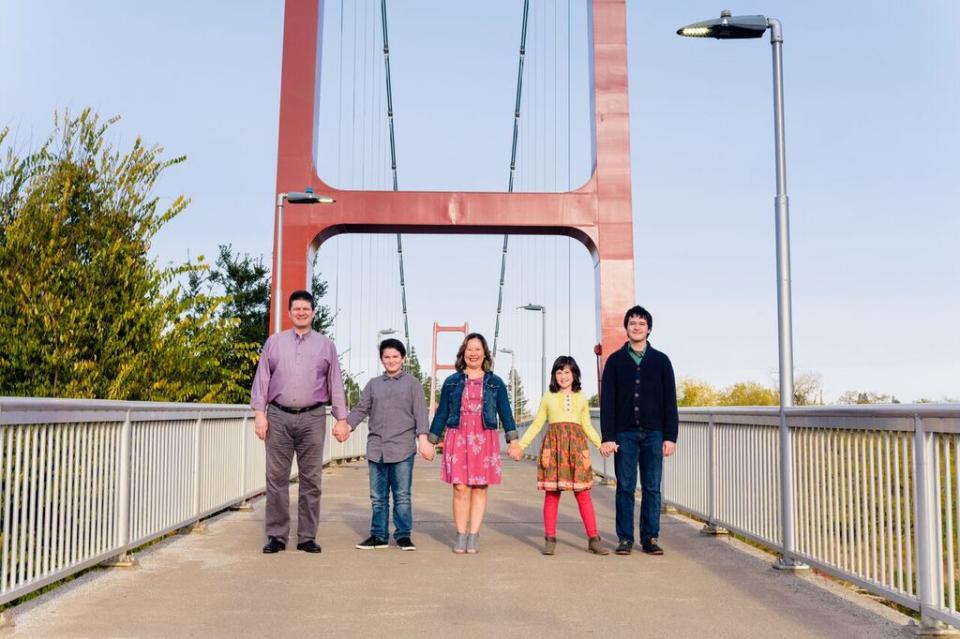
left=270, top=401, right=326, bottom=415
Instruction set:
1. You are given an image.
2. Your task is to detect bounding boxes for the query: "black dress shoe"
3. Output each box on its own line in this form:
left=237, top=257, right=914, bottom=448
left=296, top=539, right=322, bottom=553
left=615, top=540, right=633, bottom=555
left=262, top=537, right=286, bottom=554
left=641, top=537, right=664, bottom=555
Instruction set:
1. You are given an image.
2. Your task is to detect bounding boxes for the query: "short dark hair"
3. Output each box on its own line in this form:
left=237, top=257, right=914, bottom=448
left=379, top=338, right=406, bottom=358
left=623, top=305, right=652, bottom=330
left=454, top=333, right=493, bottom=373
left=549, top=356, right=582, bottom=393
left=288, top=290, right=315, bottom=310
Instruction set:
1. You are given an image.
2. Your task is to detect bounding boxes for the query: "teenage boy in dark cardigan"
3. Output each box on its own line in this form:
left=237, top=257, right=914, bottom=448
left=600, top=305, right=678, bottom=556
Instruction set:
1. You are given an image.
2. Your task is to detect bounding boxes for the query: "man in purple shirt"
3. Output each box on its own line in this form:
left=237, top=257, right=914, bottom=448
left=250, top=290, right=348, bottom=554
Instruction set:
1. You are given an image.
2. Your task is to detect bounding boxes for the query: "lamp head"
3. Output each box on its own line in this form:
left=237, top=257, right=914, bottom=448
left=285, top=191, right=336, bottom=204
left=518, top=303, right=545, bottom=312
left=677, top=12, right=768, bottom=39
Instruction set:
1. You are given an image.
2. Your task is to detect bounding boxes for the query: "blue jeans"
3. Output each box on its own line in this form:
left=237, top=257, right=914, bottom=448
left=368, top=454, right=414, bottom=540
left=614, top=429, right=664, bottom=543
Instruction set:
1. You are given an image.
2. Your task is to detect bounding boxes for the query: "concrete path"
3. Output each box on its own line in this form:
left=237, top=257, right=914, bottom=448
left=7, top=457, right=912, bottom=638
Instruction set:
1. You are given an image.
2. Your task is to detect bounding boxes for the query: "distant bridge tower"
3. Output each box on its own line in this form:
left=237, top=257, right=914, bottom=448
left=272, top=0, right=636, bottom=366
left=428, top=322, right=469, bottom=419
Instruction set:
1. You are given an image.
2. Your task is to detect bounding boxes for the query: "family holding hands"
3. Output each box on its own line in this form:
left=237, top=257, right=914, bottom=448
left=252, top=291, right=678, bottom=558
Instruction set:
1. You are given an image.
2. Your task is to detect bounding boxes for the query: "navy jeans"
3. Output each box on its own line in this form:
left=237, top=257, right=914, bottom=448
left=368, top=454, right=415, bottom=540
left=614, top=429, right=664, bottom=543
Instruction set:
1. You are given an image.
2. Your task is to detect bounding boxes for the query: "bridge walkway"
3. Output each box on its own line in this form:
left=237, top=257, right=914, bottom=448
left=7, top=457, right=910, bottom=638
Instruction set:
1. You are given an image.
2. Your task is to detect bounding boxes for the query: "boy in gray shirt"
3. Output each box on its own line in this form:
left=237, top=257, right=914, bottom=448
left=346, top=338, right=430, bottom=550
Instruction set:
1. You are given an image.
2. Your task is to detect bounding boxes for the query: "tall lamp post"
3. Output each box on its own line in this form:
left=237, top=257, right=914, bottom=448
left=677, top=11, right=804, bottom=571
left=274, top=188, right=336, bottom=334
left=518, top=304, right=546, bottom=402
left=498, top=347, right=517, bottom=421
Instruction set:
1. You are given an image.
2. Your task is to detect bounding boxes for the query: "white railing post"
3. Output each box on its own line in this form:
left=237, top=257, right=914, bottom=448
left=913, top=414, right=947, bottom=633
left=701, top=416, right=727, bottom=535
left=102, top=412, right=136, bottom=567
left=189, top=416, right=207, bottom=534
left=231, top=417, right=253, bottom=512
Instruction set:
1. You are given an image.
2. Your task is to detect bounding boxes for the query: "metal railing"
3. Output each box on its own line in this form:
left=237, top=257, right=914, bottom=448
left=512, top=406, right=960, bottom=629
left=0, top=397, right=366, bottom=606
left=580, top=405, right=960, bottom=631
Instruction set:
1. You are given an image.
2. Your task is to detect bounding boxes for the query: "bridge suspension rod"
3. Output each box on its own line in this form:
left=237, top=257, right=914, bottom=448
left=493, top=0, right=531, bottom=360
left=379, top=0, right=410, bottom=346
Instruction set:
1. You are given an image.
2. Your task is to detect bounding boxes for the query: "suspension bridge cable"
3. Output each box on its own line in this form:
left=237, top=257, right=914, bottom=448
left=378, top=0, right=412, bottom=349
left=492, top=0, right=531, bottom=360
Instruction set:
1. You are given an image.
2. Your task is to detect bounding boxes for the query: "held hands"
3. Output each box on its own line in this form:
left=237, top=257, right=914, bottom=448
left=507, top=441, right=523, bottom=461
left=663, top=441, right=676, bottom=457
left=332, top=420, right=351, bottom=443
left=418, top=435, right=435, bottom=461
left=600, top=441, right=619, bottom=458
left=254, top=413, right=269, bottom=441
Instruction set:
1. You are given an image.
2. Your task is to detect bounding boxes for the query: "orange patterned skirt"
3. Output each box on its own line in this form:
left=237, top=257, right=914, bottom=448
left=536, top=422, right=595, bottom=491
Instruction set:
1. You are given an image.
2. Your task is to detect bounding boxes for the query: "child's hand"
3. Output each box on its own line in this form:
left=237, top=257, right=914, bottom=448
left=507, top=442, right=523, bottom=461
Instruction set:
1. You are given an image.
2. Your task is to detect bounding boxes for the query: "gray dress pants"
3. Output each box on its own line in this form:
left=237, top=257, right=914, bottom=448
left=264, top=405, right=327, bottom=544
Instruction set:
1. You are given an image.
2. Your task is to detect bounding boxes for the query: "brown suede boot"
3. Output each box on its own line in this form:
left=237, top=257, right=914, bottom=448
left=588, top=536, right=609, bottom=555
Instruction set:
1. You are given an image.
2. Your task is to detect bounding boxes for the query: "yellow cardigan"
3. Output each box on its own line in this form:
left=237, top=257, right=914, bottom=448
left=517, top=391, right=602, bottom=450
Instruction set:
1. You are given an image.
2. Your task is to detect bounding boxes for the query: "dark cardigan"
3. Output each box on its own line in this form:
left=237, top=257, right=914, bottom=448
left=599, top=341, right=679, bottom=443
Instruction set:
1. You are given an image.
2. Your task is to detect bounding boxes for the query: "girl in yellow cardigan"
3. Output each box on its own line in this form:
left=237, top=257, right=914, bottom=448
left=508, top=356, right=611, bottom=555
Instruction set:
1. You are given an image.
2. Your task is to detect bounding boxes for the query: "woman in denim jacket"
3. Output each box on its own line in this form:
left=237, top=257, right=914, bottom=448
left=425, top=333, right=517, bottom=553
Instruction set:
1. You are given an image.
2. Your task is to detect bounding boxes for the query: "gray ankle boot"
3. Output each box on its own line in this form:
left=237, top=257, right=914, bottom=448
left=453, top=533, right=468, bottom=554
left=542, top=537, right=557, bottom=555
left=466, top=532, right=479, bottom=554
left=588, top=536, right=610, bottom=555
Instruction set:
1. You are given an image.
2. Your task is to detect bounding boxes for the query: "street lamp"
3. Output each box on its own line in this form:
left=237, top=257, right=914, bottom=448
left=518, top=304, right=546, bottom=401
left=677, top=11, right=803, bottom=571
left=274, top=188, right=336, bottom=334
left=498, top=348, right=517, bottom=421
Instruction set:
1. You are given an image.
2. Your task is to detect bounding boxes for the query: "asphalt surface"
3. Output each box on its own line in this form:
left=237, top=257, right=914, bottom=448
left=5, top=456, right=913, bottom=638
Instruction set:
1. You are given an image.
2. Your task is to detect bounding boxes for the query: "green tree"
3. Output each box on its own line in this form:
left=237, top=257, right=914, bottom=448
left=403, top=345, right=435, bottom=408
left=0, top=110, right=252, bottom=402
left=507, top=367, right=529, bottom=419
left=189, top=245, right=334, bottom=397
left=678, top=378, right=720, bottom=407
left=718, top=382, right=779, bottom=407
left=588, top=393, right=599, bottom=408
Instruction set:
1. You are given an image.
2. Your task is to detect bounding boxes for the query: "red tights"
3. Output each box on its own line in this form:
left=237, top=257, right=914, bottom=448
left=543, top=489, right=598, bottom=538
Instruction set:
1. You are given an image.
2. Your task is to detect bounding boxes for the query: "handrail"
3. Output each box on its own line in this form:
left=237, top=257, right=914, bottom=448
left=0, top=396, right=366, bottom=607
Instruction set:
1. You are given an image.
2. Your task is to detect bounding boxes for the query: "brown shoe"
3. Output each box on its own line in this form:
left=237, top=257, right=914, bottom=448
left=588, top=536, right=609, bottom=555
left=542, top=536, right=557, bottom=555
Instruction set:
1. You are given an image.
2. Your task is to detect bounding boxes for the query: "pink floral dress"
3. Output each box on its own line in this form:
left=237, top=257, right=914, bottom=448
left=441, top=377, right=502, bottom=485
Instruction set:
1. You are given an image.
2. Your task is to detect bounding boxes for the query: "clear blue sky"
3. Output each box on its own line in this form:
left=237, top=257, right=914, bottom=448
left=3, top=1, right=958, bottom=404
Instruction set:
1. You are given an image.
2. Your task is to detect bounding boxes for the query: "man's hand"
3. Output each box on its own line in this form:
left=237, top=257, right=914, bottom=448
left=663, top=441, right=676, bottom=457
left=600, top=441, right=618, bottom=458
left=332, top=420, right=351, bottom=443
left=418, top=435, right=435, bottom=461
left=254, top=412, right=269, bottom=441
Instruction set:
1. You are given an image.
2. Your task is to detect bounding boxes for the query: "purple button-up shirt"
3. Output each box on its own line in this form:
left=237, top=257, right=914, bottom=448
left=250, top=329, right=347, bottom=420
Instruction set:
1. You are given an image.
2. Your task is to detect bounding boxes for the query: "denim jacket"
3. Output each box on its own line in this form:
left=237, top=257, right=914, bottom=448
left=427, top=371, right=518, bottom=443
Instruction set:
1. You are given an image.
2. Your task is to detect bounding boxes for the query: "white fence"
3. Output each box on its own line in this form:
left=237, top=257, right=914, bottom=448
left=0, top=397, right=366, bottom=606
left=512, top=406, right=960, bottom=629
left=615, top=404, right=960, bottom=631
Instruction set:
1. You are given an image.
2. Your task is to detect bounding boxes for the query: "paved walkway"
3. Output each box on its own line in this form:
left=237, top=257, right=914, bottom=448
left=7, top=457, right=912, bottom=638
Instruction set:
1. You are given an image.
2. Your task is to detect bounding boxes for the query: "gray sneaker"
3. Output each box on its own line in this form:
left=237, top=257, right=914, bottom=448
left=453, top=533, right=468, bottom=554
left=466, top=532, right=479, bottom=554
